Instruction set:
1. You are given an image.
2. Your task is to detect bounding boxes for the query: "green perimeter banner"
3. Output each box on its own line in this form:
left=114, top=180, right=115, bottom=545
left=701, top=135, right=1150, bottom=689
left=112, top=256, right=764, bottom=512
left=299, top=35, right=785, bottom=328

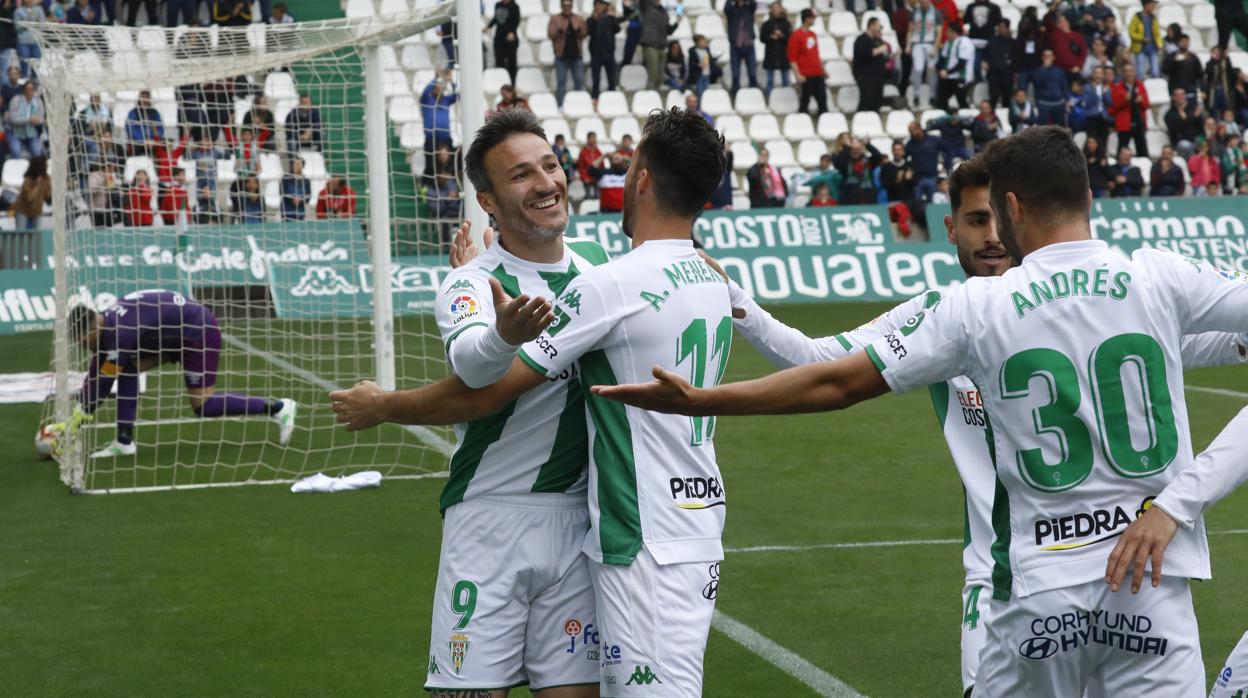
left=2, top=198, right=1246, bottom=334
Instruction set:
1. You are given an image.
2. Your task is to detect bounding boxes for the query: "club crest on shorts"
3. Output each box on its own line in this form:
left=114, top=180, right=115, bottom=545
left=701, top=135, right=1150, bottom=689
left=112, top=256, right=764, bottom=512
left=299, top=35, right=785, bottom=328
left=448, top=633, right=471, bottom=673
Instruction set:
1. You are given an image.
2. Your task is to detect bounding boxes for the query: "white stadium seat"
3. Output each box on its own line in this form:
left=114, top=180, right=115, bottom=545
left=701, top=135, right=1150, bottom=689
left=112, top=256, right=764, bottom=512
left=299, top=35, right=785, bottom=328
left=264, top=71, right=298, bottom=100
left=529, top=92, right=561, bottom=119
left=541, top=118, right=573, bottom=144
left=579, top=199, right=600, bottom=215
left=2, top=158, right=27, bottom=190
left=1146, top=130, right=1169, bottom=156
left=734, top=87, right=768, bottom=116
left=1144, top=79, right=1171, bottom=107
left=299, top=151, right=327, bottom=179
left=619, top=65, right=648, bottom=92
left=825, top=60, right=854, bottom=87
left=797, top=138, right=829, bottom=168
left=1157, top=4, right=1185, bottom=28
left=562, top=90, right=596, bottom=119
left=826, top=11, right=858, bottom=38
left=730, top=140, right=757, bottom=170
left=400, top=122, right=425, bottom=150
left=597, top=91, right=630, bottom=119
left=694, top=13, right=726, bottom=39
left=665, top=89, right=686, bottom=110
left=536, top=41, right=556, bottom=66
left=783, top=113, right=816, bottom=140
left=700, top=88, right=735, bottom=117
left=609, top=116, right=641, bottom=144
left=748, top=114, right=782, bottom=141
left=817, top=111, right=849, bottom=139
left=575, top=116, right=607, bottom=145
left=631, top=89, right=662, bottom=117
left=382, top=70, right=410, bottom=98
left=388, top=95, right=420, bottom=124
left=852, top=111, right=885, bottom=139
left=482, top=67, right=511, bottom=96
left=515, top=67, right=550, bottom=95
left=860, top=9, right=889, bottom=31
left=763, top=139, right=797, bottom=168
left=1191, top=4, right=1216, bottom=29
left=257, top=152, right=283, bottom=183
left=124, top=156, right=156, bottom=185
left=402, top=45, right=434, bottom=71
left=886, top=109, right=915, bottom=139
left=524, top=15, right=548, bottom=43
left=715, top=114, right=748, bottom=142
left=835, top=84, right=859, bottom=112
left=768, top=86, right=800, bottom=115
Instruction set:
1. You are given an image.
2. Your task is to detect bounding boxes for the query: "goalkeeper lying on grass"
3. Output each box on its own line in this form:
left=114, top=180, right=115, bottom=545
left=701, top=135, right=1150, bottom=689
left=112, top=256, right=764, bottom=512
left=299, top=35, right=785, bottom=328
left=62, top=289, right=296, bottom=459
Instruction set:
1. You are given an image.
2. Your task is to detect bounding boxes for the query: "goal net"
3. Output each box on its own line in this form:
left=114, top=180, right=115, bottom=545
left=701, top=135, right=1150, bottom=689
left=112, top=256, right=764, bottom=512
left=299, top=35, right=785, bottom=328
left=32, top=6, right=466, bottom=492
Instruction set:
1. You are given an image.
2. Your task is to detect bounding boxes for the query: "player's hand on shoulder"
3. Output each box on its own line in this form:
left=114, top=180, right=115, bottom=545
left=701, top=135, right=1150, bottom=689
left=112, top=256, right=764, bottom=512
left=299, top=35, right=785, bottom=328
left=1105, top=504, right=1179, bottom=594
left=328, top=380, right=387, bottom=432
left=490, top=277, right=555, bottom=345
left=592, top=365, right=698, bottom=414
left=698, top=250, right=747, bottom=319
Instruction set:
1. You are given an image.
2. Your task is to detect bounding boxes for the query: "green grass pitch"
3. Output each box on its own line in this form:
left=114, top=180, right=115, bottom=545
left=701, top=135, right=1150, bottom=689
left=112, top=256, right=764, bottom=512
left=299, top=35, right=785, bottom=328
left=3, top=301, right=1248, bottom=696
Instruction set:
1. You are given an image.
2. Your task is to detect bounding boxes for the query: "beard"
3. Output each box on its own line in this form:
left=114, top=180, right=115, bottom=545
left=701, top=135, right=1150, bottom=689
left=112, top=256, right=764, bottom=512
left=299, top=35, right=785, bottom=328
left=621, top=179, right=638, bottom=239
left=494, top=196, right=567, bottom=242
left=991, top=194, right=1027, bottom=262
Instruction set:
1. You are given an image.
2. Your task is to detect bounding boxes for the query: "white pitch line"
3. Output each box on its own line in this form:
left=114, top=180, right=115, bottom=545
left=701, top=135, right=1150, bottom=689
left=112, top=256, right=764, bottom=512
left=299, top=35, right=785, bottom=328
left=713, top=610, right=867, bottom=698
left=726, top=538, right=960, bottom=554
left=77, top=471, right=451, bottom=495
left=220, top=333, right=455, bottom=457
left=1187, top=385, right=1248, bottom=400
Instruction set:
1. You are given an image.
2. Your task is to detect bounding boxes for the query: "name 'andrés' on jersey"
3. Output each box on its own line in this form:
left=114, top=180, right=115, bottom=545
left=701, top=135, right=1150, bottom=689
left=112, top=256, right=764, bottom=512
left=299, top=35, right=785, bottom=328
left=1011, top=267, right=1132, bottom=318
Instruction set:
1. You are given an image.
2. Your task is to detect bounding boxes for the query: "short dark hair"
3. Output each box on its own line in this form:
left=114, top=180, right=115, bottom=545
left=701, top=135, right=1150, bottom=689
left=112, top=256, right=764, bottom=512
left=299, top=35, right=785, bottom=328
left=949, top=156, right=990, bottom=213
left=68, top=304, right=98, bottom=344
left=800, top=8, right=814, bottom=21
left=636, top=107, right=726, bottom=217
left=982, top=126, right=1088, bottom=226
left=866, top=17, right=880, bottom=29
left=464, top=107, right=548, bottom=193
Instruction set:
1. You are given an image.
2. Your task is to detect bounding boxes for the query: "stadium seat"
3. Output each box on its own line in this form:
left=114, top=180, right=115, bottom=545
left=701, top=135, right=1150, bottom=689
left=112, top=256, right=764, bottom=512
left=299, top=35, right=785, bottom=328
left=783, top=113, right=816, bottom=140
left=299, top=151, right=327, bottom=179
left=869, top=137, right=893, bottom=155
left=1146, top=130, right=1169, bottom=156
left=135, top=26, right=165, bottom=52
left=734, top=88, right=768, bottom=116
left=264, top=71, right=298, bottom=101
left=715, top=114, right=747, bottom=142
left=671, top=17, right=692, bottom=41
left=1131, top=156, right=1154, bottom=180
left=401, top=45, right=434, bottom=71
left=825, top=60, right=854, bottom=87
left=1144, top=79, right=1170, bottom=107
left=732, top=194, right=751, bottom=209
left=411, top=69, right=437, bottom=93
left=665, top=89, right=685, bottom=110
left=631, top=89, right=662, bottom=117
left=382, top=70, right=410, bottom=98
left=544, top=0, right=561, bottom=14
left=377, top=45, right=400, bottom=70
left=1157, top=4, right=1185, bottom=28
left=764, top=140, right=797, bottom=168
left=768, top=87, right=800, bottom=115
left=399, top=122, right=425, bottom=150
left=257, top=152, right=283, bottom=183
left=541, top=118, right=573, bottom=144
left=860, top=9, right=889, bottom=31
left=562, top=91, right=596, bottom=119
left=1, top=158, right=27, bottom=190
left=701, top=88, right=735, bottom=117
left=536, top=41, right=556, bottom=66
left=694, top=14, right=727, bottom=39
left=619, top=65, right=648, bottom=92
left=730, top=140, right=757, bottom=170
left=886, top=109, right=915, bottom=139
left=525, top=16, right=548, bottom=43
left=516, top=67, right=550, bottom=95
left=516, top=41, right=539, bottom=68
left=388, top=95, right=420, bottom=124
left=684, top=0, right=712, bottom=13
left=263, top=180, right=281, bottom=211
left=482, top=67, right=511, bottom=97
left=781, top=0, right=806, bottom=15
left=125, top=156, right=157, bottom=185
left=516, top=0, right=543, bottom=16
left=835, top=85, right=859, bottom=112
left=345, top=0, right=375, bottom=18
left=816, top=111, right=849, bottom=139
left=597, top=91, right=630, bottom=119
left=529, top=92, right=561, bottom=119
left=797, top=138, right=828, bottom=168
left=609, top=116, right=641, bottom=144
left=827, top=11, right=858, bottom=38
left=580, top=199, right=600, bottom=215
left=919, top=108, right=946, bottom=128
left=852, top=111, right=885, bottom=138
left=575, top=116, right=607, bottom=145
left=71, top=51, right=105, bottom=79
left=1191, top=4, right=1216, bottom=29
left=748, top=114, right=782, bottom=141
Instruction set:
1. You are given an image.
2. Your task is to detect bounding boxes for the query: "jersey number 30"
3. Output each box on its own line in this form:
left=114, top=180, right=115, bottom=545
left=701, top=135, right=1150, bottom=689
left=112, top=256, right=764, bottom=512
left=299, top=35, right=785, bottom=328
left=676, top=316, right=733, bottom=446
left=1000, top=333, right=1178, bottom=492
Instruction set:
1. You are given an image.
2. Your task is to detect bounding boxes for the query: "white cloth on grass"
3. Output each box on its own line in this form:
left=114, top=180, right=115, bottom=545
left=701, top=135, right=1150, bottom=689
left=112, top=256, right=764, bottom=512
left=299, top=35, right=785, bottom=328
left=290, top=471, right=382, bottom=493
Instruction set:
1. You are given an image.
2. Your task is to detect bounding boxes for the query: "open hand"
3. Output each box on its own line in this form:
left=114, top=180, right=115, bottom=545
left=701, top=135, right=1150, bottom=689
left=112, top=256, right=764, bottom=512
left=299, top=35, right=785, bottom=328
left=1105, top=504, right=1179, bottom=593
left=490, top=277, right=554, bottom=345
left=328, top=380, right=387, bottom=432
left=591, top=365, right=698, bottom=413
left=449, top=220, right=495, bottom=269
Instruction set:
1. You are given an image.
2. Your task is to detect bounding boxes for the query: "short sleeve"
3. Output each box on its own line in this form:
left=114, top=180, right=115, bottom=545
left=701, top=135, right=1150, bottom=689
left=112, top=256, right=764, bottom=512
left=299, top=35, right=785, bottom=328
left=433, top=269, right=494, bottom=357
left=864, top=284, right=970, bottom=394
left=518, top=271, right=617, bottom=378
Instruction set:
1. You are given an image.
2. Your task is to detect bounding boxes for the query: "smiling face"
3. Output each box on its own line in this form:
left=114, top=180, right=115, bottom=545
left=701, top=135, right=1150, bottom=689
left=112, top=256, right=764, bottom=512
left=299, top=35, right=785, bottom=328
left=948, top=183, right=1011, bottom=278
left=479, top=132, right=568, bottom=241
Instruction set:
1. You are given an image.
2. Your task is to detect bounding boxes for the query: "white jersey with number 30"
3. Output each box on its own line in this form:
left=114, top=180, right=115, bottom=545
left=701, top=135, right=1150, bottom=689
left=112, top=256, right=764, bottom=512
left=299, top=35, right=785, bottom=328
left=517, top=239, right=734, bottom=567
left=863, top=240, right=1248, bottom=600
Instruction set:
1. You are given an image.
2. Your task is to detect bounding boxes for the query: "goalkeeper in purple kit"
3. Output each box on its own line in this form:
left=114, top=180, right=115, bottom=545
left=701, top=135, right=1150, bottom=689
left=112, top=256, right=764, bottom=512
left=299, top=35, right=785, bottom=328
left=67, top=289, right=296, bottom=458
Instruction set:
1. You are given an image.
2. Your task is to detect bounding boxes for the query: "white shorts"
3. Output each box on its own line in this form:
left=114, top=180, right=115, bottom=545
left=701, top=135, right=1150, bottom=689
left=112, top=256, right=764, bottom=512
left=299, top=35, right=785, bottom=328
left=589, top=547, right=719, bottom=697
left=960, top=582, right=992, bottom=697
left=977, top=577, right=1204, bottom=698
left=1209, top=631, right=1248, bottom=698
left=424, top=495, right=599, bottom=693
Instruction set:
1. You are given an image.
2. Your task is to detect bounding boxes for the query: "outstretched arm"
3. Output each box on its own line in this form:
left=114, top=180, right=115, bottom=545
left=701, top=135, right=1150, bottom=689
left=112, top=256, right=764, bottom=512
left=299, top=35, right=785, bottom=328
left=1179, top=331, right=1248, bottom=368
left=591, top=352, right=890, bottom=416
left=329, top=359, right=547, bottom=430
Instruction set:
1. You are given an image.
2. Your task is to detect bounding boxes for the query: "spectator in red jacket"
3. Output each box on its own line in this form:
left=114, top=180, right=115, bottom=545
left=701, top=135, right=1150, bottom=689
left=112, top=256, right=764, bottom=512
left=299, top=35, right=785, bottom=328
left=1110, top=61, right=1151, bottom=157
left=1044, top=12, right=1086, bottom=76
left=576, top=130, right=603, bottom=198
left=125, top=169, right=155, bottom=226
left=787, top=9, right=827, bottom=116
left=315, top=176, right=357, bottom=219
left=159, top=167, right=191, bottom=225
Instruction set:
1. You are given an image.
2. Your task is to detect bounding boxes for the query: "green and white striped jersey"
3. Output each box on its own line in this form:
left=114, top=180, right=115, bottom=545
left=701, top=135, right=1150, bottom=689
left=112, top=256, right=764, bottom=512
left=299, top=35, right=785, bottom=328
left=516, top=239, right=734, bottom=566
left=433, top=237, right=610, bottom=513
left=864, top=241, right=1248, bottom=600
left=729, top=282, right=1248, bottom=590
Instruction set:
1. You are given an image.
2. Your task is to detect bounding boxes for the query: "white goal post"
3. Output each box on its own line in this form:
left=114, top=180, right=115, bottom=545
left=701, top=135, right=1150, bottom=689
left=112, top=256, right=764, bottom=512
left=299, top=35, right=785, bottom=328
left=29, top=4, right=478, bottom=492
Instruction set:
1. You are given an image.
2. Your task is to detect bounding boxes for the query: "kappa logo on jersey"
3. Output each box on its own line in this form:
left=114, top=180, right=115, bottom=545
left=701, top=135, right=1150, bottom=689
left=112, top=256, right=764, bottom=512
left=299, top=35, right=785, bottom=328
left=1018, top=611, right=1168, bottom=660
left=560, top=288, right=583, bottom=315
left=564, top=619, right=599, bottom=657
left=1034, top=497, right=1153, bottom=551
left=670, top=476, right=726, bottom=509
left=427, top=654, right=440, bottom=675
left=448, top=293, right=480, bottom=324
left=625, top=665, right=663, bottom=686
left=448, top=633, right=471, bottom=674
left=449, top=279, right=475, bottom=291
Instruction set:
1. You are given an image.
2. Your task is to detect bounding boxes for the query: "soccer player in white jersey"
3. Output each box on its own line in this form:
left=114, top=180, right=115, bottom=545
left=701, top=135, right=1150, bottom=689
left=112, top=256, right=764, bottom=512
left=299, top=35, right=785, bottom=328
left=341, top=108, right=611, bottom=697
left=331, top=108, right=731, bottom=697
left=1211, top=631, right=1248, bottom=697
left=713, top=156, right=1248, bottom=696
left=594, top=126, right=1248, bottom=696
